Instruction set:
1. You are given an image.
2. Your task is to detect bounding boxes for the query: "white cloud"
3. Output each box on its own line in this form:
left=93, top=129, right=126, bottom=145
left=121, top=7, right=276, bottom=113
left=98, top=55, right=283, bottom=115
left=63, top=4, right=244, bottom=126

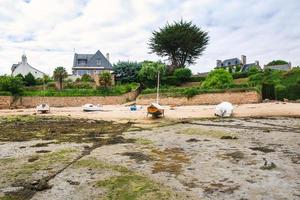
left=0, top=0, right=299, bottom=75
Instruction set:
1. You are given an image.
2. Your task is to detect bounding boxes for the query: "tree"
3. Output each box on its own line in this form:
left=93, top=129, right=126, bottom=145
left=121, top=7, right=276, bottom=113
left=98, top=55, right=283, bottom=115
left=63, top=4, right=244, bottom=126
left=201, top=69, right=233, bottom=89
left=81, top=74, right=93, bottom=82
left=24, top=73, right=36, bottom=86
left=149, top=20, right=209, bottom=70
left=138, top=61, right=166, bottom=87
left=267, top=60, right=288, bottom=66
left=174, top=68, right=192, bottom=82
left=113, top=61, right=142, bottom=83
left=98, top=71, right=112, bottom=87
left=0, top=75, right=24, bottom=95
left=53, top=67, right=68, bottom=90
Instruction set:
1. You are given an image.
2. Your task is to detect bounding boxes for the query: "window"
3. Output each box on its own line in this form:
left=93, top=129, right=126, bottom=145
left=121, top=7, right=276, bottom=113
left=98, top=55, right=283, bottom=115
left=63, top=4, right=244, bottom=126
left=96, top=59, right=101, bottom=66
left=78, top=59, right=87, bottom=65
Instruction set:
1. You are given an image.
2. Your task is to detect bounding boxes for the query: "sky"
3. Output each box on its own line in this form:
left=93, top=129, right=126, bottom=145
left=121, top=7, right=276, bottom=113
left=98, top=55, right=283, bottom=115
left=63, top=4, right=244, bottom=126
left=0, top=0, right=300, bottom=75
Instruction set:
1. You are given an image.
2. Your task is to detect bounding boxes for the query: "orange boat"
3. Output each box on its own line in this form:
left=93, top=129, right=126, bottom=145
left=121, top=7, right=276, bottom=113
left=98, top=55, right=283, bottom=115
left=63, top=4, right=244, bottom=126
left=147, top=103, right=164, bottom=117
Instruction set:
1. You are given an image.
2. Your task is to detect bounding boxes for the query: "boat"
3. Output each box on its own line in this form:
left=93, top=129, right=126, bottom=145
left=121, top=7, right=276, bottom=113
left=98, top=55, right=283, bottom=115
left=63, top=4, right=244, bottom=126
left=215, top=102, right=233, bottom=117
left=36, top=104, right=50, bottom=114
left=82, top=104, right=102, bottom=112
left=147, top=103, right=164, bottom=117
left=147, top=71, right=164, bottom=118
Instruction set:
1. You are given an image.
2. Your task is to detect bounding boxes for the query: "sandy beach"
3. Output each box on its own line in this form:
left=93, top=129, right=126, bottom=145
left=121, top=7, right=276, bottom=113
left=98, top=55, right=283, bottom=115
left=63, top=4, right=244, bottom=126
left=0, top=102, right=299, bottom=121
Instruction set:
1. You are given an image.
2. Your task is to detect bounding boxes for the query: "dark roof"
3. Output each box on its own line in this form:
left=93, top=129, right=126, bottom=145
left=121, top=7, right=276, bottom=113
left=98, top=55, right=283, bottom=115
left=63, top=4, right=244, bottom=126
left=73, top=50, right=112, bottom=69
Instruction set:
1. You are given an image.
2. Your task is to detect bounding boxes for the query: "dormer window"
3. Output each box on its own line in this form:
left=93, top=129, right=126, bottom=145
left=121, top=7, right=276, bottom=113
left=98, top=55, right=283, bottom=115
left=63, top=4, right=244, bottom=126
left=96, top=59, right=101, bottom=66
left=78, top=59, right=87, bottom=65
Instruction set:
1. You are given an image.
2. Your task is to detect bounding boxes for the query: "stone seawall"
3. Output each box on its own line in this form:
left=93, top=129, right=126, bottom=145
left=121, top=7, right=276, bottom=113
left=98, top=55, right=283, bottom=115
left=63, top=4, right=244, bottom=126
left=136, top=91, right=261, bottom=105
left=0, top=89, right=139, bottom=109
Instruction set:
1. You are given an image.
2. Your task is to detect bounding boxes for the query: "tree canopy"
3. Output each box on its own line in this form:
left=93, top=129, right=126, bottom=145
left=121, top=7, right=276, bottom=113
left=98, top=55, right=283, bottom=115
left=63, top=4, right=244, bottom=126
left=266, top=60, right=288, bottom=66
left=0, top=75, right=24, bottom=95
left=138, top=61, right=166, bottom=87
left=113, top=61, right=142, bottom=83
left=149, top=20, right=209, bottom=69
left=98, top=71, right=112, bottom=87
left=53, top=67, right=68, bottom=90
left=24, top=73, right=36, bottom=86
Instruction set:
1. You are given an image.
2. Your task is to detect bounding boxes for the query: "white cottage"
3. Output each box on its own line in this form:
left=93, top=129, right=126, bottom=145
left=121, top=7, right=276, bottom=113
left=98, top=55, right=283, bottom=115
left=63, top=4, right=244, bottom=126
left=11, top=54, right=46, bottom=78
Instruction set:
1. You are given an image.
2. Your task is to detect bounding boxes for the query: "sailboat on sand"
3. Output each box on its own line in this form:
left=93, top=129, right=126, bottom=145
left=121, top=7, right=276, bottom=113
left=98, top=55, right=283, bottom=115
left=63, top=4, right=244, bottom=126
left=147, top=71, right=164, bottom=117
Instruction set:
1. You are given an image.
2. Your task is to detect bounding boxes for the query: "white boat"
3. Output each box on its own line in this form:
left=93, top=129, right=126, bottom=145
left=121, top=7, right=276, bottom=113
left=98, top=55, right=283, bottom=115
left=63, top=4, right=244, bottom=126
left=215, top=102, right=233, bottom=117
left=82, top=104, right=102, bottom=112
left=36, top=104, right=50, bottom=114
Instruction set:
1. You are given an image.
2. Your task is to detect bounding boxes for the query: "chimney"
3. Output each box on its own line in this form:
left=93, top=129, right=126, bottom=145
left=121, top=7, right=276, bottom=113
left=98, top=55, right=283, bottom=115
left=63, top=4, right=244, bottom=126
left=241, top=55, right=246, bottom=65
left=216, top=60, right=222, bottom=67
left=22, top=54, right=27, bottom=64
left=106, top=53, right=110, bottom=61
left=255, top=60, right=259, bottom=66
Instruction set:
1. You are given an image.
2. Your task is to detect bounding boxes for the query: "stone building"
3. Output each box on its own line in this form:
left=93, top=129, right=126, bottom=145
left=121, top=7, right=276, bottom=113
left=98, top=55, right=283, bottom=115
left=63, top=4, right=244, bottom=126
left=264, top=62, right=292, bottom=71
left=72, top=50, right=113, bottom=76
left=216, top=55, right=261, bottom=72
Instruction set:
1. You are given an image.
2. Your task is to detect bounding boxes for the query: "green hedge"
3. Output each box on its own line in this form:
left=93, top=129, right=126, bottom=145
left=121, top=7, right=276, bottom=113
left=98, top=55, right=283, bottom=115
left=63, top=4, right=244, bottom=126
left=141, top=86, right=259, bottom=98
left=23, top=83, right=139, bottom=97
left=0, top=91, right=12, bottom=96
left=189, top=76, right=206, bottom=82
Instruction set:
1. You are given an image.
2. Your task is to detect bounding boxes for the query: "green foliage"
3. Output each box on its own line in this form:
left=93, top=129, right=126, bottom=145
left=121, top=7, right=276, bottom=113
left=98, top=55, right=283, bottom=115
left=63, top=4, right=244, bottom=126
left=141, top=86, right=259, bottom=98
left=81, top=74, right=93, bottom=82
left=98, top=72, right=112, bottom=87
left=232, top=72, right=248, bottom=79
left=24, top=73, right=36, bottom=86
left=201, top=69, right=234, bottom=89
left=149, top=20, right=209, bottom=68
left=173, top=68, right=192, bottom=82
left=65, top=82, right=93, bottom=89
left=138, top=61, right=166, bottom=87
left=189, top=76, right=206, bottom=82
left=0, top=75, right=24, bottom=95
left=161, top=76, right=180, bottom=86
left=267, top=60, right=288, bottom=66
left=113, top=61, right=142, bottom=83
left=248, top=66, right=260, bottom=76
left=53, top=67, right=68, bottom=90
left=23, top=83, right=138, bottom=97
left=248, top=73, right=264, bottom=85
left=275, top=84, right=287, bottom=100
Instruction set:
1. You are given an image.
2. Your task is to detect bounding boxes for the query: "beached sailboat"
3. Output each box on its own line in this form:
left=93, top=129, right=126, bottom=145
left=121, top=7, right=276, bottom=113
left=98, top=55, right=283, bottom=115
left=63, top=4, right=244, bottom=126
left=147, top=71, right=164, bottom=117
left=36, top=79, right=50, bottom=113
left=215, top=102, right=233, bottom=117
left=82, top=104, right=102, bottom=112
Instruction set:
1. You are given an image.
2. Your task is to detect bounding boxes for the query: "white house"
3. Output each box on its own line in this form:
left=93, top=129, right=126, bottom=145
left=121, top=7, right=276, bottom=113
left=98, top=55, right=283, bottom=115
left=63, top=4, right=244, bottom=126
left=11, top=54, right=46, bottom=78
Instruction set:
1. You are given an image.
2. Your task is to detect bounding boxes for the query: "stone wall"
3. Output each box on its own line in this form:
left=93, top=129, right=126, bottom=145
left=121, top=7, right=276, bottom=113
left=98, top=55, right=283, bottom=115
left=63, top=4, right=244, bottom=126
left=136, top=91, right=261, bottom=105
left=0, top=96, right=12, bottom=109
left=0, top=88, right=139, bottom=109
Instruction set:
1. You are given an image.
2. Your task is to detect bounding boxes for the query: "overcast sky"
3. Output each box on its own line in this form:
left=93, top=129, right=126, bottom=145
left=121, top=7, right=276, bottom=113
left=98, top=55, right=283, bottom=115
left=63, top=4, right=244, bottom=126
left=0, top=0, right=300, bottom=75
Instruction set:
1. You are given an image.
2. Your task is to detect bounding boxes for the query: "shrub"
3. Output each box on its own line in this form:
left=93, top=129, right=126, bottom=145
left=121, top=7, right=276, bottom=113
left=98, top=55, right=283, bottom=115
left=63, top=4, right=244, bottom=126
left=65, top=82, right=93, bottom=89
left=113, top=61, right=142, bottom=83
left=275, top=84, right=287, bottom=100
left=98, top=72, right=112, bottom=87
left=201, top=69, right=233, bottom=89
left=232, top=72, right=248, bottom=79
left=138, top=61, right=166, bottom=87
left=81, top=74, right=94, bottom=82
left=173, top=68, right=192, bottom=82
left=162, top=76, right=181, bottom=86
left=0, top=75, right=24, bottom=95
left=183, top=87, right=199, bottom=98
left=189, top=76, right=206, bottom=82
left=24, top=73, right=36, bottom=86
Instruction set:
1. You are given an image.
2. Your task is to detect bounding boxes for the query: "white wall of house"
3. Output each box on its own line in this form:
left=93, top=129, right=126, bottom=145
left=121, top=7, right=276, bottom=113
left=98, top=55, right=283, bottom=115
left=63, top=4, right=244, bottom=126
left=12, top=55, right=45, bottom=78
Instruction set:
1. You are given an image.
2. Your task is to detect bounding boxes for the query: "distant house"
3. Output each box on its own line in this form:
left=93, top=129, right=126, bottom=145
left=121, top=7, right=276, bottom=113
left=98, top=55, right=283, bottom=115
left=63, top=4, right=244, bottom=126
left=264, top=62, right=291, bottom=71
left=11, top=54, right=46, bottom=78
left=216, top=55, right=261, bottom=72
left=72, top=50, right=113, bottom=76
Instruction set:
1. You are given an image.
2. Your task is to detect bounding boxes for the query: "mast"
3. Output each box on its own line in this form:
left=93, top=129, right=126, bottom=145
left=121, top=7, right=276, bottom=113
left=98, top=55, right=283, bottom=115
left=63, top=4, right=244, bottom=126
left=156, top=70, right=160, bottom=104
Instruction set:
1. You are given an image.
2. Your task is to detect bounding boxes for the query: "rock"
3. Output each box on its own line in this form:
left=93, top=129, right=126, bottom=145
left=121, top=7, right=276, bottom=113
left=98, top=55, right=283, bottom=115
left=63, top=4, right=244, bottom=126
left=67, top=180, right=80, bottom=185
left=220, top=136, right=238, bottom=140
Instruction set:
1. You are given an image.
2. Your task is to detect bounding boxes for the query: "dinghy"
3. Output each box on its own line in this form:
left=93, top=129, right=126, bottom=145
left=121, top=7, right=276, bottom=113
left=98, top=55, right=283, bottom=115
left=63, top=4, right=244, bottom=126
left=215, top=102, right=233, bottom=117
left=147, top=70, right=164, bottom=118
left=147, top=103, right=164, bottom=117
left=36, top=104, right=50, bottom=114
left=82, top=104, right=101, bottom=112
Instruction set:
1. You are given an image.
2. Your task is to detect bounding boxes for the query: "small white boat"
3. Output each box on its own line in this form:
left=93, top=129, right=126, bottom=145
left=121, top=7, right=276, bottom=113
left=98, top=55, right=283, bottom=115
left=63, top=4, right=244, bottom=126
left=215, top=102, right=233, bottom=117
left=36, top=104, right=50, bottom=114
left=82, top=104, right=102, bottom=112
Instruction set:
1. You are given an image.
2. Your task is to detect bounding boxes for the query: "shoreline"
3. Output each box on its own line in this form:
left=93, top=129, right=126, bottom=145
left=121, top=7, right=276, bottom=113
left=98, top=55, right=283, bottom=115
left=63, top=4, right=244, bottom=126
left=0, top=102, right=299, bottom=122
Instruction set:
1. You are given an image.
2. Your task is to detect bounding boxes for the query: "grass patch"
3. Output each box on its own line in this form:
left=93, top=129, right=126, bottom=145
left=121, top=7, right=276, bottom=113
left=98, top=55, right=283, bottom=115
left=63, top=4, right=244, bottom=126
left=74, top=158, right=177, bottom=200
left=134, top=138, right=154, bottom=145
